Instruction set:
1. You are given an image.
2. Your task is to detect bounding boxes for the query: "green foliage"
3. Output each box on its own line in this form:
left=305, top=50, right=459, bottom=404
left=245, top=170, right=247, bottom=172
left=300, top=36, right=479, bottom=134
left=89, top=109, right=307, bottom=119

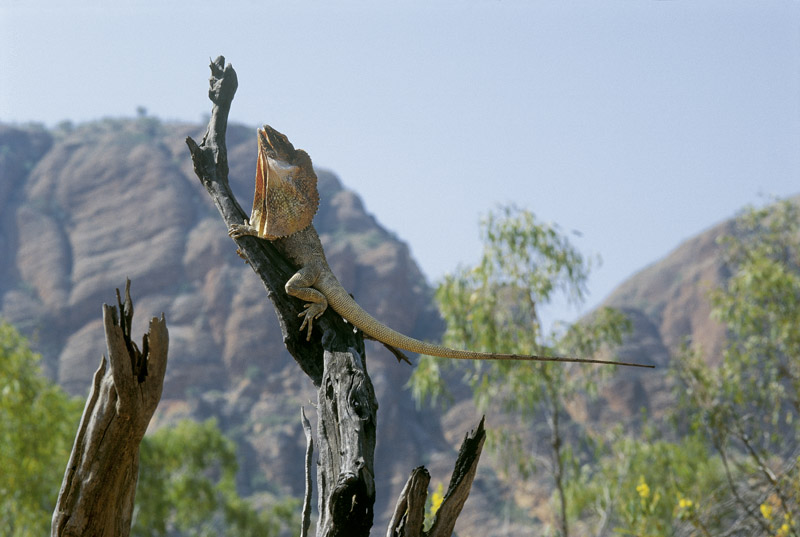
left=436, top=206, right=589, bottom=356
left=711, top=199, right=800, bottom=418
left=413, top=200, right=800, bottom=535
left=0, top=320, right=83, bottom=537
left=0, top=320, right=297, bottom=537
left=411, top=206, right=629, bottom=410
left=564, top=199, right=800, bottom=536
left=670, top=199, right=800, bottom=534
left=133, top=419, right=299, bottom=537
left=567, top=422, right=726, bottom=536
left=410, top=206, right=632, bottom=536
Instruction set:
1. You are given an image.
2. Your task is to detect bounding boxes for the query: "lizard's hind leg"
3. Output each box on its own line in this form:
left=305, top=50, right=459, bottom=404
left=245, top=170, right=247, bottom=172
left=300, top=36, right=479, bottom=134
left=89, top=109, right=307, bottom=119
left=285, top=265, right=328, bottom=340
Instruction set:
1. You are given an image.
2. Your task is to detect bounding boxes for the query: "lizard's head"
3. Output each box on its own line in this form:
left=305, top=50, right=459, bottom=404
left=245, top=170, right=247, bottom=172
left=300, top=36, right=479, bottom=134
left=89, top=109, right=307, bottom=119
left=259, top=124, right=297, bottom=163
left=251, top=125, right=320, bottom=238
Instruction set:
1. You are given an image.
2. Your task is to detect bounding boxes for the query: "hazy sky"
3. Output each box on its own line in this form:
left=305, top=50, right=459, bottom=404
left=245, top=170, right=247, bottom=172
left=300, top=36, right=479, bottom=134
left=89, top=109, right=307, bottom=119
left=3, top=0, right=799, bottom=324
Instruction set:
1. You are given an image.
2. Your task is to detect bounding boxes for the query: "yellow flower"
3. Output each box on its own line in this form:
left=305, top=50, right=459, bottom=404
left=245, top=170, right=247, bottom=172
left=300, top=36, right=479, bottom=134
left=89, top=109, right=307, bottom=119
left=760, top=502, right=773, bottom=520
left=430, top=483, right=444, bottom=516
left=636, top=476, right=650, bottom=499
left=777, top=523, right=791, bottom=537
left=678, top=497, right=693, bottom=509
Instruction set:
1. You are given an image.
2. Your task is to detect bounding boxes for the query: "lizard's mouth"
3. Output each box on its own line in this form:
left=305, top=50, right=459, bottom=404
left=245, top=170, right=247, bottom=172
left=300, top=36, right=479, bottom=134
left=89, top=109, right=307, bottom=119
left=258, top=125, right=295, bottom=163
left=259, top=128, right=297, bottom=175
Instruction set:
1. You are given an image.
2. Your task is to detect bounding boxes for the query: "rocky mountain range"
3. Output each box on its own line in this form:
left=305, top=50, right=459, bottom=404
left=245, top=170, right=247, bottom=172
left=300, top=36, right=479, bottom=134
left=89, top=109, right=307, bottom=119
left=0, top=118, right=747, bottom=534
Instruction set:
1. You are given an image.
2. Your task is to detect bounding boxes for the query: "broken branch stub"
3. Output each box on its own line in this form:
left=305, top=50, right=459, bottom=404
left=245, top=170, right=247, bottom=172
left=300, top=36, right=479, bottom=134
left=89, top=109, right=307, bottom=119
left=386, top=418, right=486, bottom=537
left=427, top=417, right=486, bottom=537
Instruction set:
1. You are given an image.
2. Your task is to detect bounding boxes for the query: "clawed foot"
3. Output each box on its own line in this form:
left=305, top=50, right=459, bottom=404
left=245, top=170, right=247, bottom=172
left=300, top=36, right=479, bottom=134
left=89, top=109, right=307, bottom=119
left=298, top=303, right=326, bottom=340
left=229, top=219, right=258, bottom=239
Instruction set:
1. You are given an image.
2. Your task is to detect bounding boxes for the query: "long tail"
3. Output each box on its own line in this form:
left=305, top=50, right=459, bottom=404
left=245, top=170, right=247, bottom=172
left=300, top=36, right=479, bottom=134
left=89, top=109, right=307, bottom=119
left=320, top=282, right=653, bottom=368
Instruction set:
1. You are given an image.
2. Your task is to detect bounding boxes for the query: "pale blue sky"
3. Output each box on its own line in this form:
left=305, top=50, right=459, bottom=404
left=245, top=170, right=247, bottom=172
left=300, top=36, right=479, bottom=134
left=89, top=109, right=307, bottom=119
left=3, top=0, right=799, bottom=324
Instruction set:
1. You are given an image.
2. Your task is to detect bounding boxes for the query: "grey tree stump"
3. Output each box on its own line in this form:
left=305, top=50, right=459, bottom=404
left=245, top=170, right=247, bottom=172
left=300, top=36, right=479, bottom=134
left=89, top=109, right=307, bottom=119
left=51, top=281, right=169, bottom=537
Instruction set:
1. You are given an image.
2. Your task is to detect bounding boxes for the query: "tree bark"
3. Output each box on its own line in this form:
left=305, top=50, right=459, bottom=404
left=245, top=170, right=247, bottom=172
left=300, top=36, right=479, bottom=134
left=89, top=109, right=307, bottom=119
left=316, top=350, right=378, bottom=537
left=51, top=281, right=168, bottom=537
left=187, top=56, right=486, bottom=537
left=387, top=418, right=486, bottom=537
left=301, top=407, right=314, bottom=537
left=427, top=417, right=486, bottom=537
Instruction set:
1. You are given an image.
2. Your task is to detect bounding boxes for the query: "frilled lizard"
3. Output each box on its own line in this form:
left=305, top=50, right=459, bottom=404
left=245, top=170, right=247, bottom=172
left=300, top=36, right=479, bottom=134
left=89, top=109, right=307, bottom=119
left=229, top=126, right=652, bottom=368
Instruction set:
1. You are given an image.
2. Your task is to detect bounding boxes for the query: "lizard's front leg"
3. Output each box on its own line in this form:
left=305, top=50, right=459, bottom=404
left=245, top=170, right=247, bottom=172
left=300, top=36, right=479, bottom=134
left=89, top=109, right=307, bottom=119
left=286, top=264, right=328, bottom=340
left=228, top=219, right=260, bottom=239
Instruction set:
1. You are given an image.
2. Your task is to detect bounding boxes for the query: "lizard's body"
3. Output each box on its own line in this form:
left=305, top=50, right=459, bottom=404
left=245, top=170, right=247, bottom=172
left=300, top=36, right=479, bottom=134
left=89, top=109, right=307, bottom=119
left=231, top=126, right=652, bottom=368
left=275, top=225, right=558, bottom=361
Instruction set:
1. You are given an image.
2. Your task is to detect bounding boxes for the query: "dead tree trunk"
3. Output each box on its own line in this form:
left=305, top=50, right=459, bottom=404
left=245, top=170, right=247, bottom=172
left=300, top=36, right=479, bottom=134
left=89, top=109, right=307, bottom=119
left=187, top=56, right=485, bottom=537
left=317, top=350, right=378, bottom=536
left=51, top=281, right=169, bottom=537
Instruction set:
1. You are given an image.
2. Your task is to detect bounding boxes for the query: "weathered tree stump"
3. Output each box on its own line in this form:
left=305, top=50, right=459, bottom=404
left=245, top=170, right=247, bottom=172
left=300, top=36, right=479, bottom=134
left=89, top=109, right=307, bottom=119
left=317, top=349, right=378, bottom=537
left=51, top=281, right=168, bottom=537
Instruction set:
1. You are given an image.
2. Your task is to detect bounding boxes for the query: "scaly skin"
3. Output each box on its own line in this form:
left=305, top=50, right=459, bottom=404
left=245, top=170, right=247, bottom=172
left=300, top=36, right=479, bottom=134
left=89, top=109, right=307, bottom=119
left=230, top=126, right=653, bottom=368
